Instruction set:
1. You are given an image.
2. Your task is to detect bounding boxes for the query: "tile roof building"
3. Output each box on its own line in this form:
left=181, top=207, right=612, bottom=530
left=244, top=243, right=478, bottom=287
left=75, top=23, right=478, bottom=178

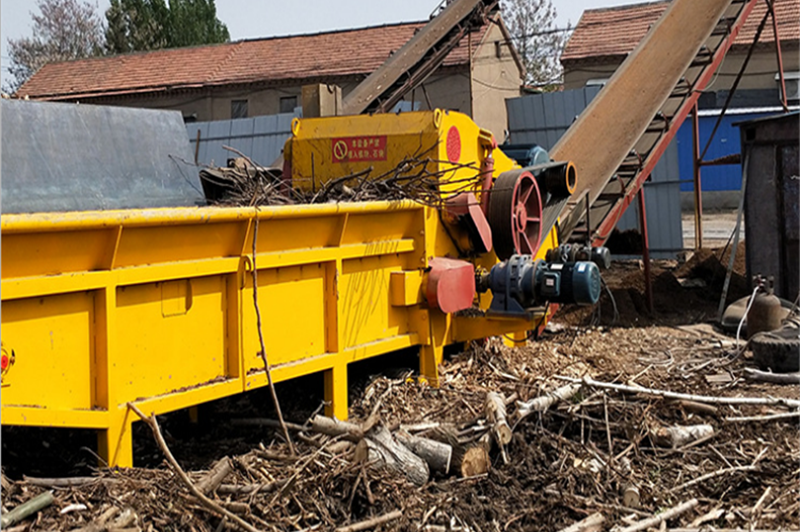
left=561, top=0, right=799, bottom=105
left=18, top=17, right=525, bottom=137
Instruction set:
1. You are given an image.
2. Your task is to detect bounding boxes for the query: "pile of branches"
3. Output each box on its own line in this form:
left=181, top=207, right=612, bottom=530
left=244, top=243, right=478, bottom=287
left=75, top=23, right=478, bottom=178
left=3, top=328, right=799, bottom=531
left=198, top=147, right=489, bottom=209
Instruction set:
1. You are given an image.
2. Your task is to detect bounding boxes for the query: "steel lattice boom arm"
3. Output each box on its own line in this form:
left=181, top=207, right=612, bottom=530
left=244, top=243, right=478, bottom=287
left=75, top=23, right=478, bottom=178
left=341, top=0, right=498, bottom=115
left=552, top=0, right=758, bottom=245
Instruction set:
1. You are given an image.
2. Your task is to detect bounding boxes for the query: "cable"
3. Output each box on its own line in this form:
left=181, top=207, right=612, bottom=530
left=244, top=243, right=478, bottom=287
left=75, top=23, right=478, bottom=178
left=470, top=76, right=527, bottom=91
left=601, top=275, right=619, bottom=324
left=503, top=303, right=550, bottom=343
left=735, top=286, right=760, bottom=353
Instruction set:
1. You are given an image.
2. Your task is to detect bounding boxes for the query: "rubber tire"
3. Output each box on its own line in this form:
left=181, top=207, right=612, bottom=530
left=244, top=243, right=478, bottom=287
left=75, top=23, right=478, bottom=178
left=750, top=326, right=800, bottom=373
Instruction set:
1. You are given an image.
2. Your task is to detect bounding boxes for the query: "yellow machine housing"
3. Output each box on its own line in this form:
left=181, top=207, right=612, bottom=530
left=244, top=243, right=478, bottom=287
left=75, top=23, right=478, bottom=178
left=287, top=110, right=511, bottom=199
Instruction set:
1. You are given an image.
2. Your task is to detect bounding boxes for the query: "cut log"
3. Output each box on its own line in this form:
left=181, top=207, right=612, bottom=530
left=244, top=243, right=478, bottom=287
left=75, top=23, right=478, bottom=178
left=354, top=425, right=429, bottom=486
left=743, top=368, right=800, bottom=385
left=1, top=491, right=55, bottom=528
left=311, top=415, right=363, bottom=441
left=556, top=512, right=605, bottom=532
left=622, top=485, right=641, bottom=508
left=673, top=400, right=719, bottom=417
left=485, top=392, right=512, bottom=445
left=195, top=457, right=232, bottom=495
left=395, top=429, right=452, bottom=475
left=653, top=424, right=714, bottom=448
left=517, top=383, right=582, bottom=421
left=327, top=441, right=355, bottom=455
left=23, top=476, right=102, bottom=488
left=427, top=424, right=491, bottom=478
left=460, top=446, right=490, bottom=478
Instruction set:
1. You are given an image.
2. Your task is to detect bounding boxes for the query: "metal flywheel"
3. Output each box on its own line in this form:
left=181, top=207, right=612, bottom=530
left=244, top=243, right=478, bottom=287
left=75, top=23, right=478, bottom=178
left=487, top=169, right=543, bottom=260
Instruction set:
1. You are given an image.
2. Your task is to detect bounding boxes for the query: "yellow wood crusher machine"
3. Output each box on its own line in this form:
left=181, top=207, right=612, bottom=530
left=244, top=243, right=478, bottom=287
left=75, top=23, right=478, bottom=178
left=1, top=109, right=607, bottom=466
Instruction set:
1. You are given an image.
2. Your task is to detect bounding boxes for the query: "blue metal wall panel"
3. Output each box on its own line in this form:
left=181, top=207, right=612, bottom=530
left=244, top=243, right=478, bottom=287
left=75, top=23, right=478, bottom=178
left=506, top=88, right=683, bottom=258
left=676, top=111, right=774, bottom=192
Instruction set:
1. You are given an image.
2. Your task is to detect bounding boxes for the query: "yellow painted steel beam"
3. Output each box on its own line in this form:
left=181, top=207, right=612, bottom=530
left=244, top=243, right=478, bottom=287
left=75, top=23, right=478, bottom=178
left=2, top=406, right=110, bottom=428
left=452, top=314, right=548, bottom=343
left=2, top=240, right=416, bottom=301
left=243, top=334, right=421, bottom=392
left=128, top=378, right=245, bottom=418
left=0, top=201, right=423, bottom=233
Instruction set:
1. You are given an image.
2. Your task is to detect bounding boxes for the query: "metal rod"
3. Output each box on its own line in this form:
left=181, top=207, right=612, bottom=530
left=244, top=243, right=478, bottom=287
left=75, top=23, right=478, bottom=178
left=637, top=187, right=654, bottom=314
left=717, top=150, right=750, bottom=321
left=692, top=103, right=703, bottom=250
left=766, top=0, right=789, bottom=112
left=194, top=129, right=201, bottom=165
left=699, top=10, right=770, bottom=162
left=468, top=30, right=474, bottom=118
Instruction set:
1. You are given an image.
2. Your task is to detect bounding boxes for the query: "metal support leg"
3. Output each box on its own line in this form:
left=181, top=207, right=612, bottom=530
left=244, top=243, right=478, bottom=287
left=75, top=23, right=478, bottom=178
left=502, top=330, right=529, bottom=347
left=324, top=363, right=348, bottom=420
left=637, top=188, right=654, bottom=314
left=419, top=344, right=442, bottom=387
left=99, top=408, right=134, bottom=467
left=692, top=103, right=704, bottom=250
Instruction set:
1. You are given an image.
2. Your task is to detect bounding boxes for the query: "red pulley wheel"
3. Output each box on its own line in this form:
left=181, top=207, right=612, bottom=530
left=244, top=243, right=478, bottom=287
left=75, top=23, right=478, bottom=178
left=487, top=169, right=543, bottom=260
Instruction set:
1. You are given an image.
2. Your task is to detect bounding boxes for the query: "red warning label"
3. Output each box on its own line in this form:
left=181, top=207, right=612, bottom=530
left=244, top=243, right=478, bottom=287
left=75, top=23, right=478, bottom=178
left=331, top=136, right=387, bottom=163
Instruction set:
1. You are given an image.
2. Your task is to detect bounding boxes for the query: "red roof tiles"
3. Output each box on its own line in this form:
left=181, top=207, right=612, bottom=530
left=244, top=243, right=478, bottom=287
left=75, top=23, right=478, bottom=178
left=562, top=0, right=799, bottom=64
left=19, top=21, right=484, bottom=100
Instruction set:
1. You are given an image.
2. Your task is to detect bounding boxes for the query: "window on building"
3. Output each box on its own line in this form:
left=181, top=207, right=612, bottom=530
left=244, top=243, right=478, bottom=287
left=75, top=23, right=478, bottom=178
left=776, top=72, right=800, bottom=102
left=280, top=96, right=298, bottom=113
left=231, top=99, right=248, bottom=119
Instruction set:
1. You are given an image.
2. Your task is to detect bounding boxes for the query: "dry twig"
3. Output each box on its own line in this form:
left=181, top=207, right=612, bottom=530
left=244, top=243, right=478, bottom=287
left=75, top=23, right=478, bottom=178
left=126, top=402, right=264, bottom=532
left=252, top=213, right=296, bottom=456
left=560, top=376, right=800, bottom=408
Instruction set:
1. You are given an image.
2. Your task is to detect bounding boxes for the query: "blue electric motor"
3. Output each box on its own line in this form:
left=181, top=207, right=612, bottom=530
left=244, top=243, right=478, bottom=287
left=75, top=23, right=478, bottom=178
left=483, top=254, right=601, bottom=316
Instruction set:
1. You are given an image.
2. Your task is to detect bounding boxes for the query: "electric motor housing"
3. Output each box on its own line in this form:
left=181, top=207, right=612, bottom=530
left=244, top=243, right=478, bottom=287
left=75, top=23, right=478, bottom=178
left=545, top=244, right=611, bottom=270
left=486, top=255, right=601, bottom=316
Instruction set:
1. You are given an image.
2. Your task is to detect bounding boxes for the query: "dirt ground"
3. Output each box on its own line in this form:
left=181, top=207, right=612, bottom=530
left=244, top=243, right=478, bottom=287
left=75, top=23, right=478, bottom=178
left=2, top=242, right=798, bottom=532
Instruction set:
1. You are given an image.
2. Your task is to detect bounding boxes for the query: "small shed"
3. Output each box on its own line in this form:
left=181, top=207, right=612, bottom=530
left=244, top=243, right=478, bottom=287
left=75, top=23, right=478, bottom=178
left=738, top=112, right=799, bottom=300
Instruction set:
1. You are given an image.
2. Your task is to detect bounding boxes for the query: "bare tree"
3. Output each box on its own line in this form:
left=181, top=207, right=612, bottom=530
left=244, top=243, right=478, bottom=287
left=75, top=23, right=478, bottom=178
left=501, top=0, right=570, bottom=88
left=6, top=0, right=105, bottom=93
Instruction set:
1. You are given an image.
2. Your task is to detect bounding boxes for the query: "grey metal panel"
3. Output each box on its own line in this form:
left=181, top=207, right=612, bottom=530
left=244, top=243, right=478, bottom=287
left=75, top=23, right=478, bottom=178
left=505, top=88, right=683, bottom=259
left=230, top=118, right=256, bottom=160
left=189, top=112, right=297, bottom=168
left=2, top=99, right=205, bottom=213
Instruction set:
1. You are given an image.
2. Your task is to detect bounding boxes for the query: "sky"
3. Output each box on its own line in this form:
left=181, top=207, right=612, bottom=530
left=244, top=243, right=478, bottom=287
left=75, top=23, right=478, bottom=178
left=0, top=0, right=647, bottom=87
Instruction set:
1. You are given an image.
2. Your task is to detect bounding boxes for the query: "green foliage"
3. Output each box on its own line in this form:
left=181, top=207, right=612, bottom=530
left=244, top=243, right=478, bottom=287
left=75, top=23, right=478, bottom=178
left=5, top=0, right=105, bottom=93
left=105, top=0, right=169, bottom=53
left=105, top=0, right=229, bottom=54
left=166, top=0, right=229, bottom=48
